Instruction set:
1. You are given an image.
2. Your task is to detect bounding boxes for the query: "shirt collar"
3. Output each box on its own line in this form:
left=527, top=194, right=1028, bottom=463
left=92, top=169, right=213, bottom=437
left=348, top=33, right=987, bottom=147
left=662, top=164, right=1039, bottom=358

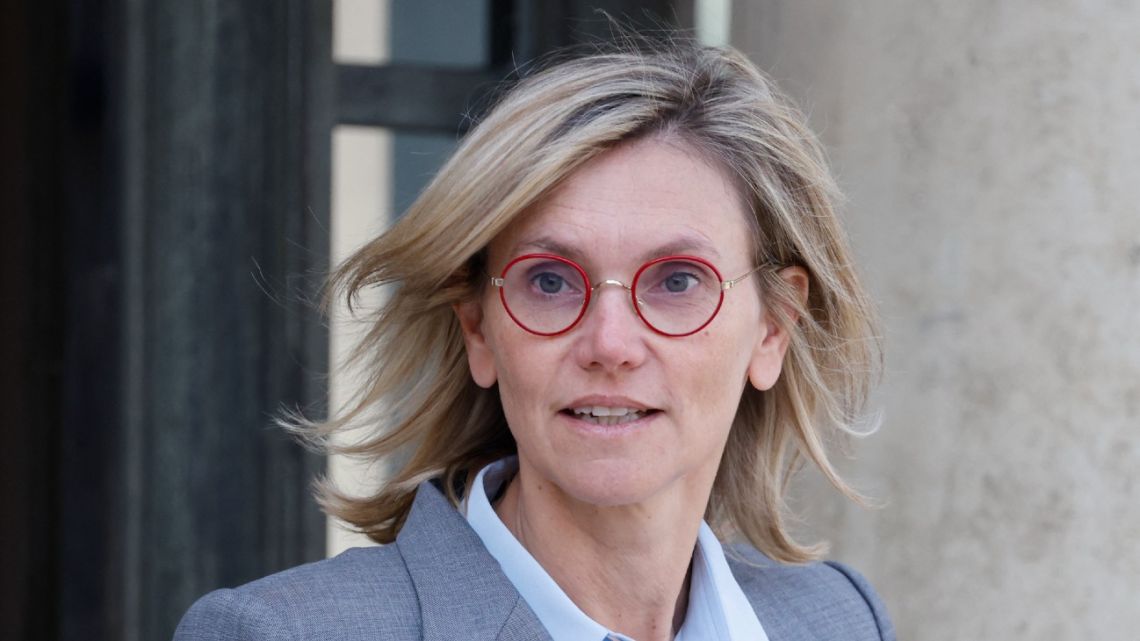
left=682, top=521, right=770, bottom=641
left=465, top=457, right=620, bottom=640
left=463, top=458, right=769, bottom=641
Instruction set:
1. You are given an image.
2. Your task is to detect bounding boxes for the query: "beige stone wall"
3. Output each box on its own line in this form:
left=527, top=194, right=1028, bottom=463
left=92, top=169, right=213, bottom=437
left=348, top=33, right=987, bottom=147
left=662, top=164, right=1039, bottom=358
left=329, top=0, right=392, bottom=556
left=733, top=2, right=1140, bottom=639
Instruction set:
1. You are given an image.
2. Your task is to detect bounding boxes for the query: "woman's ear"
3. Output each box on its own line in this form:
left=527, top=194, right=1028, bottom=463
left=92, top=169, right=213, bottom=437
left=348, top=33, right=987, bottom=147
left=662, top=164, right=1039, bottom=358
left=748, top=266, right=809, bottom=391
left=454, top=299, right=498, bottom=388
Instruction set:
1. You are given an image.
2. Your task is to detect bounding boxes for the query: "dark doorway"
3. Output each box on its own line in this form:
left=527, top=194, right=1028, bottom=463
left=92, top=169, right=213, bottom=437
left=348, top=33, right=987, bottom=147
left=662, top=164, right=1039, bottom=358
left=0, top=2, right=692, bottom=639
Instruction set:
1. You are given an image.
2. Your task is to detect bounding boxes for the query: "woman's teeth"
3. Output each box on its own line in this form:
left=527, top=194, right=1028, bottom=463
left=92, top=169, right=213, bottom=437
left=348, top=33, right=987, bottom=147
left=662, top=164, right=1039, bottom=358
left=570, top=407, right=648, bottom=426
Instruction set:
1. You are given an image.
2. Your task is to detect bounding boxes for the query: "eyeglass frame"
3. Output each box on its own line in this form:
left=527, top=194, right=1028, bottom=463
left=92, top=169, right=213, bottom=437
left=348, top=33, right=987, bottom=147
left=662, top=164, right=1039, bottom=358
left=488, top=252, right=766, bottom=338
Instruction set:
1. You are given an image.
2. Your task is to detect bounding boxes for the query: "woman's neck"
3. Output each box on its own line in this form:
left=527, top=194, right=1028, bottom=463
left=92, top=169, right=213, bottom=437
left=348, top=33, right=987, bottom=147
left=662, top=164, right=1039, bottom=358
left=493, top=462, right=713, bottom=641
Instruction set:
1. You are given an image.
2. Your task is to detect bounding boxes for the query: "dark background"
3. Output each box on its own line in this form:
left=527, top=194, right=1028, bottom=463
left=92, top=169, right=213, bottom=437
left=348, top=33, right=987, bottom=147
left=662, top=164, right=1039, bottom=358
left=0, top=1, right=692, bottom=639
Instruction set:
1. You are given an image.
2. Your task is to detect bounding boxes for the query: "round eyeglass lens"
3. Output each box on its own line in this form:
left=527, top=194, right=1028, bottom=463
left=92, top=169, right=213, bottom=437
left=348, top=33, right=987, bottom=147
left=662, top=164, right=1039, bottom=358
left=633, top=258, right=724, bottom=335
left=499, top=255, right=589, bottom=334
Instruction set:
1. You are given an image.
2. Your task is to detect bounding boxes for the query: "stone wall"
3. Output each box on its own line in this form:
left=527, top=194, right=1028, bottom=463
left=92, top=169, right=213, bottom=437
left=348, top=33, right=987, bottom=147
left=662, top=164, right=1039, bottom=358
left=734, top=2, right=1140, bottom=639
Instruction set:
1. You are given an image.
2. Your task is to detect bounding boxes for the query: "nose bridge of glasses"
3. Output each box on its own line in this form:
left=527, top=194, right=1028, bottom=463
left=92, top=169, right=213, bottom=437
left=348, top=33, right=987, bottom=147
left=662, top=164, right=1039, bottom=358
left=590, top=278, right=645, bottom=307
left=592, top=278, right=632, bottom=293
left=581, top=279, right=648, bottom=331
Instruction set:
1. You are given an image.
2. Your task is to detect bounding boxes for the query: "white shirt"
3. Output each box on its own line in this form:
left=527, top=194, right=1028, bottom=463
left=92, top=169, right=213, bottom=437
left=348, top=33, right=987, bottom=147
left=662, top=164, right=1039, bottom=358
left=463, top=458, right=770, bottom=641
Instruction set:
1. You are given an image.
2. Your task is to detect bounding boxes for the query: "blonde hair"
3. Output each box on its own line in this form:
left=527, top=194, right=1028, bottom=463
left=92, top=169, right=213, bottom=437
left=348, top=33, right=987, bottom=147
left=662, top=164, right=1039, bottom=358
left=301, top=40, right=881, bottom=563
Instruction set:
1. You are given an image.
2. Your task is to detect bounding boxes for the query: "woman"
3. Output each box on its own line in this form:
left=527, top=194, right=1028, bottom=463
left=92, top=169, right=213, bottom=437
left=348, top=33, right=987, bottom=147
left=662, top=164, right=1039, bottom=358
left=176, top=39, right=893, bottom=641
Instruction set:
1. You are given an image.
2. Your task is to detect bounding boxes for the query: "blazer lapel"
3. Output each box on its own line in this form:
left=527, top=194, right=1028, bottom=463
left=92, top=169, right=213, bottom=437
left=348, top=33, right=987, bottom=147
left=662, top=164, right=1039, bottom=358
left=496, top=597, right=555, bottom=641
left=396, top=481, right=553, bottom=641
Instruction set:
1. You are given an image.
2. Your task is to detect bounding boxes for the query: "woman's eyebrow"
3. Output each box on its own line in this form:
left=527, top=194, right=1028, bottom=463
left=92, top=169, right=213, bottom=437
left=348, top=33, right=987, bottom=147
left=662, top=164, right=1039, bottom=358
left=513, top=236, right=580, bottom=258
left=638, top=236, right=721, bottom=263
left=513, top=233, right=722, bottom=263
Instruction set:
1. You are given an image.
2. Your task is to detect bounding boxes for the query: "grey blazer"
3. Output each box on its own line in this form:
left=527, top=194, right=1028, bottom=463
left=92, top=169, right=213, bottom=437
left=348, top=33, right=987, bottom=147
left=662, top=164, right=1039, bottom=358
left=175, top=480, right=895, bottom=640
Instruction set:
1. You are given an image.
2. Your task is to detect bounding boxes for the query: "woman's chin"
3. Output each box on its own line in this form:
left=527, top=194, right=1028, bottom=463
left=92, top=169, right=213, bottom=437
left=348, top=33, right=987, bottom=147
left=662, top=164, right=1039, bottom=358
left=542, top=461, right=677, bottom=509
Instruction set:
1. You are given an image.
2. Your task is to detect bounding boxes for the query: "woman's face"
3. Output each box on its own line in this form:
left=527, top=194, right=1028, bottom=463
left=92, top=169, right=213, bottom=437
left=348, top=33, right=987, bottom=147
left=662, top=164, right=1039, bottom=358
left=457, top=137, right=797, bottom=508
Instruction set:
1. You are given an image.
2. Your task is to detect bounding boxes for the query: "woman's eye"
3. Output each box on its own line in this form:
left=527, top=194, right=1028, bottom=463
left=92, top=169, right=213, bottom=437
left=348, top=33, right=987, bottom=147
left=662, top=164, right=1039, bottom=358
left=662, top=271, right=699, bottom=293
left=533, top=272, right=567, bottom=294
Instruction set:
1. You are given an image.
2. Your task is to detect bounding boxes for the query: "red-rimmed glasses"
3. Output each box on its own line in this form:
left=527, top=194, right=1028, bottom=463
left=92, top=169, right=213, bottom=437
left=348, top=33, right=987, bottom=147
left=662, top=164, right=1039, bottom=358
left=489, top=253, right=763, bottom=337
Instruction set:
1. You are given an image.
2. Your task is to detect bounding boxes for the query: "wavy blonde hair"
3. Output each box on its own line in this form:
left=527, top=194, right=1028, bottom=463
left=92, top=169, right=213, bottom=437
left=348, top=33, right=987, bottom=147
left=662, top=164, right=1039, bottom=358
left=301, top=39, right=881, bottom=564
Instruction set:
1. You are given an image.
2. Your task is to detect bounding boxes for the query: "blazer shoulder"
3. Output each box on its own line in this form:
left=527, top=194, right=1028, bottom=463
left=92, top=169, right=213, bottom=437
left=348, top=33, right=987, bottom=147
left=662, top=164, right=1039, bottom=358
left=174, top=546, right=421, bottom=641
left=821, top=559, right=896, bottom=641
left=726, top=545, right=896, bottom=641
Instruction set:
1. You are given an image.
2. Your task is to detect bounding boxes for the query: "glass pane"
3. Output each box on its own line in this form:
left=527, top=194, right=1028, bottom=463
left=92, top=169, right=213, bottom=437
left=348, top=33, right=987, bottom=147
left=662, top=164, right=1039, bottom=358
left=390, top=0, right=489, bottom=218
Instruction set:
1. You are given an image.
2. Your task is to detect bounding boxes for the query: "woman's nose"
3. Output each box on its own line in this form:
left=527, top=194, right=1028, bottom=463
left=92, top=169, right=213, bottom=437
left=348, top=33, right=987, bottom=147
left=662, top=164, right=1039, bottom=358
left=572, top=282, right=649, bottom=372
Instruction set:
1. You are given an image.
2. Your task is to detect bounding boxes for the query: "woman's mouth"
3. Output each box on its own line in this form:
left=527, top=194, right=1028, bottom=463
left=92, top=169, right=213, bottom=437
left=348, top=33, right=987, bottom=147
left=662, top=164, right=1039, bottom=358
left=562, top=406, right=659, bottom=426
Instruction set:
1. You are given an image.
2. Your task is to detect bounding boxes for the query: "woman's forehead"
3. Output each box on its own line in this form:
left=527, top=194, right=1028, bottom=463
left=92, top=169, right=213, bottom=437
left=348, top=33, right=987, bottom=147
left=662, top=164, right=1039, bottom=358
left=489, top=139, right=753, bottom=267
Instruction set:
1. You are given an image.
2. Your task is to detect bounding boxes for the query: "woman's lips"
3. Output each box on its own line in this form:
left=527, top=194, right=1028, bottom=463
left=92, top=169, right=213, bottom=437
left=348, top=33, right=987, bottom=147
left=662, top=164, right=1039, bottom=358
left=571, top=407, right=647, bottom=426
left=559, top=407, right=662, bottom=427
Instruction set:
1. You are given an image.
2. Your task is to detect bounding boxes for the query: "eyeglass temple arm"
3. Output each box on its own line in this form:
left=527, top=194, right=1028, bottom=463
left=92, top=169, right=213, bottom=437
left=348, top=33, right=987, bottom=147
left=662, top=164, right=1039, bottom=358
left=722, top=264, right=768, bottom=290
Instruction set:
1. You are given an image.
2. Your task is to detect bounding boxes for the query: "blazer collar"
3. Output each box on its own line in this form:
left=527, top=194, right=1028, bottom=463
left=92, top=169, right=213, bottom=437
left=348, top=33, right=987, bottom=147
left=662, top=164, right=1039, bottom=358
left=396, top=480, right=553, bottom=641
